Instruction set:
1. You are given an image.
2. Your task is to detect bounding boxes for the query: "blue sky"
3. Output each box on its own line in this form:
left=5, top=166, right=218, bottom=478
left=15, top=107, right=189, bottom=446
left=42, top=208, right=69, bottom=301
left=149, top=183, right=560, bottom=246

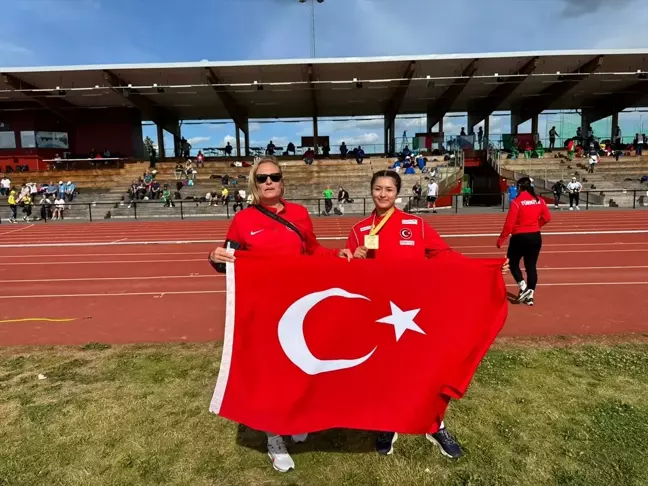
left=1, top=0, right=648, bottom=155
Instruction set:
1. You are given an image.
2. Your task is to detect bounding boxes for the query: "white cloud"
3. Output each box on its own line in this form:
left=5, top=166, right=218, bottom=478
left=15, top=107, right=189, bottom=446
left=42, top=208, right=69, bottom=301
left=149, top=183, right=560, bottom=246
left=187, top=136, right=211, bottom=146
left=223, top=135, right=236, bottom=146
left=248, top=122, right=262, bottom=132
left=336, top=133, right=381, bottom=146
left=0, top=41, right=32, bottom=55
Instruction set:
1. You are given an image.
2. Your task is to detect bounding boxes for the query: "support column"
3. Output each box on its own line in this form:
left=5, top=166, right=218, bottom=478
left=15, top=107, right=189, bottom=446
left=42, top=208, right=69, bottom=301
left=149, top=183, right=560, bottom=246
left=235, top=125, right=242, bottom=157
left=157, top=124, right=166, bottom=160
left=173, top=134, right=181, bottom=158
left=384, top=118, right=389, bottom=154
left=611, top=112, right=619, bottom=140
left=531, top=114, right=539, bottom=137
left=510, top=111, right=522, bottom=135
left=467, top=112, right=483, bottom=135
left=313, top=116, right=319, bottom=152
left=244, top=129, right=250, bottom=157
left=384, top=114, right=395, bottom=155
left=484, top=116, right=490, bottom=142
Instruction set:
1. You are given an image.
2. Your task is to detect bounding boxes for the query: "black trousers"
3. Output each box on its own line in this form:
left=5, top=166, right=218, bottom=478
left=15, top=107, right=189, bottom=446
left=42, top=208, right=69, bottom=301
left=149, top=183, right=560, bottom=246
left=569, top=192, right=580, bottom=207
left=507, top=232, right=542, bottom=290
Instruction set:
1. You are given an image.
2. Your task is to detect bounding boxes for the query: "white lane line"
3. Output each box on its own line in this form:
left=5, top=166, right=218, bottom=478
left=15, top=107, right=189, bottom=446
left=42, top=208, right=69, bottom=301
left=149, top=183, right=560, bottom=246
left=1, top=282, right=647, bottom=299
left=0, top=290, right=226, bottom=299
left=2, top=241, right=648, bottom=259
left=0, top=228, right=646, bottom=248
left=0, top=223, right=35, bottom=236
left=0, top=274, right=224, bottom=283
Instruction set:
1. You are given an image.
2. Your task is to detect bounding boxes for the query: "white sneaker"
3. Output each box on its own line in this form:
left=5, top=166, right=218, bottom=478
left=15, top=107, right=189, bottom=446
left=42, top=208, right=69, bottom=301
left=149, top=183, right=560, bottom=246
left=291, top=433, right=308, bottom=443
left=569, top=207, right=574, bottom=211
left=576, top=206, right=580, bottom=210
left=267, top=435, right=295, bottom=473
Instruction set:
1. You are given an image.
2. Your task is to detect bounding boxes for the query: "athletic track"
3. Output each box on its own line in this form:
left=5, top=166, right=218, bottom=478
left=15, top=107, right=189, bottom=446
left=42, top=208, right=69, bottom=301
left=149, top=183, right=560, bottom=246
left=0, top=210, right=647, bottom=346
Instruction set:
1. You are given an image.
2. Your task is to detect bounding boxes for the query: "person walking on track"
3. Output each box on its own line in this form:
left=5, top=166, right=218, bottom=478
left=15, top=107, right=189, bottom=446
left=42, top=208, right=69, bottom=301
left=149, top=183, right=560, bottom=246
left=496, top=177, right=551, bottom=306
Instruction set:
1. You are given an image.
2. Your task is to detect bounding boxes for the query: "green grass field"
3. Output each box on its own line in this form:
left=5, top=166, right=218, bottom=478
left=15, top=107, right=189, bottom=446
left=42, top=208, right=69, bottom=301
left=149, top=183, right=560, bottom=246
left=1, top=338, right=648, bottom=486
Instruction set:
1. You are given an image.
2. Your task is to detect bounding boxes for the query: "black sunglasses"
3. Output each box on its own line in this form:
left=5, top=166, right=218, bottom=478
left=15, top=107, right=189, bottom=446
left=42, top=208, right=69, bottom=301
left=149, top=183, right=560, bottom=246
left=255, top=173, right=282, bottom=184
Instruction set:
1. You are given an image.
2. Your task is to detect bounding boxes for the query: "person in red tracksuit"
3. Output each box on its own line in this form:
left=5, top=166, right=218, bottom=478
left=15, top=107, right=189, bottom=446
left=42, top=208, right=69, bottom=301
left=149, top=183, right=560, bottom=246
left=497, top=176, right=551, bottom=306
left=347, top=169, right=509, bottom=460
left=209, top=156, right=352, bottom=474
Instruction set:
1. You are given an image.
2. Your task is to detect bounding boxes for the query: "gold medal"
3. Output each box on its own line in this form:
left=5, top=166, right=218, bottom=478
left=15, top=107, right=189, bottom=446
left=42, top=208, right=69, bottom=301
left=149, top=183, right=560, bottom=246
left=364, top=234, right=379, bottom=249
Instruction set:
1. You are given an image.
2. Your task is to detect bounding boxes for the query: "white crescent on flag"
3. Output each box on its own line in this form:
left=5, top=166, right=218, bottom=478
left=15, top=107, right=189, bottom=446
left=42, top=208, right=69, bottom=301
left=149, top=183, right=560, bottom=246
left=277, top=288, right=377, bottom=376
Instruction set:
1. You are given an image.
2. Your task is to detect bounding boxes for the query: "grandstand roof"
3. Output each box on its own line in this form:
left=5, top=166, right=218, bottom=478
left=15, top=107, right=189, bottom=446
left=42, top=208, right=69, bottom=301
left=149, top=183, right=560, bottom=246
left=1, top=49, right=648, bottom=121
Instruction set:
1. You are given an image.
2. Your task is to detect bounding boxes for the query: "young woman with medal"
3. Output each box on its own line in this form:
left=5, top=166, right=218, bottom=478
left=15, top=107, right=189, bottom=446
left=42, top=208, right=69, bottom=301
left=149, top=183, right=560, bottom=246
left=346, top=169, right=509, bottom=459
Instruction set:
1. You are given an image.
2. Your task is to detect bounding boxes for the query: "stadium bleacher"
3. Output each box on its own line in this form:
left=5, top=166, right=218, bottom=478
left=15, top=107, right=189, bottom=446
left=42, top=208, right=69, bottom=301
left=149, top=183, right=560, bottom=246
left=497, top=149, right=648, bottom=208
left=0, top=156, right=462, bottom=220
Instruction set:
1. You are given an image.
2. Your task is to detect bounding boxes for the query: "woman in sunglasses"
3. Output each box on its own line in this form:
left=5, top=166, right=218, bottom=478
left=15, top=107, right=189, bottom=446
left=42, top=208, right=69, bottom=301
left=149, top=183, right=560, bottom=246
left=209, top=156, right=352, bottom=473
left=346, top=169, right=509, bottom=460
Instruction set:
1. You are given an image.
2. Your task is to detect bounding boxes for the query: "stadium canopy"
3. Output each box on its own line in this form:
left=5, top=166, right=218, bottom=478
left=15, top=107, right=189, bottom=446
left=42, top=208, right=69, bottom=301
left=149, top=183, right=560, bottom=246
left=1, top=48, right=648, bottom=124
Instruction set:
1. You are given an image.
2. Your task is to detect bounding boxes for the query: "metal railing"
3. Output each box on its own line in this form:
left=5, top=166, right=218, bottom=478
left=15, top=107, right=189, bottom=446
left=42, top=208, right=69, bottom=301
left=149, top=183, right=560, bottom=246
left=5, top=189, right=646, bottom=222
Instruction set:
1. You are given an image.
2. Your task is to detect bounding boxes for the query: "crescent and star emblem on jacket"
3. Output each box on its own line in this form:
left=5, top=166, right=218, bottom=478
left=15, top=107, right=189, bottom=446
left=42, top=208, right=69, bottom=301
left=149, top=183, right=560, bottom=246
left=277, top=288, right=426, bottom=376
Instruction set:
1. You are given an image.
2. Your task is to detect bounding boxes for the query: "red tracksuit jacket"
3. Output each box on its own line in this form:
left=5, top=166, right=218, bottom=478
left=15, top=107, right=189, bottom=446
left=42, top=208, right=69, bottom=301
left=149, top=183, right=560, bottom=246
left=497, top=191, right=551, bottom=247
left=346, top=208, right=463, bottom=261
left=224, top=201, right=338, bottom=257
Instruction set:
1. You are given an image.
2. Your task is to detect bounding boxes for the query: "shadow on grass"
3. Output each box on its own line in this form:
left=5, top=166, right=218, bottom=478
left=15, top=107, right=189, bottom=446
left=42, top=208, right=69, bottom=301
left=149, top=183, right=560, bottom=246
left=236, top=423, right=376, bottom=454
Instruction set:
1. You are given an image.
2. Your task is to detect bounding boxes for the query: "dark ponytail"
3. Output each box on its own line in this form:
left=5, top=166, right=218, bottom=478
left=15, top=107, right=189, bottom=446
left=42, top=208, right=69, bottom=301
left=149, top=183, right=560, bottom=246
left=517, top=177, right=539, bottom=201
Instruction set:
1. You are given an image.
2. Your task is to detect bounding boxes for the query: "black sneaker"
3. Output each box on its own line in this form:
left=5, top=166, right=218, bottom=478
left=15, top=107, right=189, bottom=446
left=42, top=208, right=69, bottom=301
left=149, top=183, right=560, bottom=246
left=517, top=288, right=532, bottom=303
left=375, top=432, right=398, bottom=455
left=426, top=428, right=463, bottom=459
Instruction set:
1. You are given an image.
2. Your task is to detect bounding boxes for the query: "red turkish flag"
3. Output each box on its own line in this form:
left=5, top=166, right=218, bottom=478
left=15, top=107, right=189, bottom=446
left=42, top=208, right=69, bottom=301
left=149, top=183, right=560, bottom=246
left=209, top=253, right=507, bottom=435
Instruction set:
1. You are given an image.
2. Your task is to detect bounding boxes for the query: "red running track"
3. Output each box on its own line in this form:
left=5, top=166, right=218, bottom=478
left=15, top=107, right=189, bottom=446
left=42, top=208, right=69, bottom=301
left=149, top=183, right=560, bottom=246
left=0, top=210, right=647, bottom=346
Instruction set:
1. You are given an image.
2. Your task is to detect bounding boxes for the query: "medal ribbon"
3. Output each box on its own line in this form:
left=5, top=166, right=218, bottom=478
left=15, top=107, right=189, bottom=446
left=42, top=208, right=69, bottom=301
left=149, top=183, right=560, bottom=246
left=370, top=207, right=395, bottom=236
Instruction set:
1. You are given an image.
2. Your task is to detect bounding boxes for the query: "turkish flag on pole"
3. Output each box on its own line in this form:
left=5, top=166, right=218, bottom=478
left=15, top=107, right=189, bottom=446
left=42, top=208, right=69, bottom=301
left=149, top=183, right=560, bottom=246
left=209, top=253, right=508, bottom=436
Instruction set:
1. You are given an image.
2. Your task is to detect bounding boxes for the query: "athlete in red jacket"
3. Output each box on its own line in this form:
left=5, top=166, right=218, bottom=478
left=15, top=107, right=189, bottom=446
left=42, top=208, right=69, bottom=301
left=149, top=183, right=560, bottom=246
left=497, top=177, right=551, bottom=306
left=347, top=170, right=509, bottom=460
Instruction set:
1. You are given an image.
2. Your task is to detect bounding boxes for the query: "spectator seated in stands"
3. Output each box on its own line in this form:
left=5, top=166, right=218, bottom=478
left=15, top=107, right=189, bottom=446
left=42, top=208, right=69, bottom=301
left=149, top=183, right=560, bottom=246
left=266, top=141, right=276, bottom=155
left=389, top=156, right=403, bottom=171
left=46, top=182, right=57, bottom=199
left=404, top=164, right=416, bottom=175
left=196, top=150, right=205, bottom=167
left=174, top=163, right=184, bottom=179
left=150, top=181, right=162, bottom=200
left=534, top=140, right=545, bottom=158
left=322, top=144, right=330, bottom=157
left=402, top=146, right=412, bottom=158
left=53, top=196, right=65, bottom=220
left=57, top=181, right=68, bottom=199
left=523, top=141, right=534, bottom=159
left=224, top=142, right=233, bottom=156
left=185, top=160, right=196, bottom=180
left=0, top=176, right=10, bottom=196
left=354, top=146, right=366, bottom=164
left=340, top=142, right=348, bottom=159
left=566, top=138, right=576, bottom=161
left=303, top=147, right=315, bottom=165
left=65, top=181, right=76, bottom=201
left=162, top=184, right=175, bottom=208
left=287, top=142, right=296, bottom=155
left=415, top=154, right=426, bottom=170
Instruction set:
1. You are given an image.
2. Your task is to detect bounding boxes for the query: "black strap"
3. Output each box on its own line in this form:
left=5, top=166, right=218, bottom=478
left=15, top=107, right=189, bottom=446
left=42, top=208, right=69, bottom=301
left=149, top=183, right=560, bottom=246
left=253, top=205, right=306, bottom=248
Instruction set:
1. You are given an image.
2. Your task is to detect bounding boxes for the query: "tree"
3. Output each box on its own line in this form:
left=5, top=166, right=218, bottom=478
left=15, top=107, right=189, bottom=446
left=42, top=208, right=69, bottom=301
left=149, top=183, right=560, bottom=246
left=143, top=136, right=155, bottom=156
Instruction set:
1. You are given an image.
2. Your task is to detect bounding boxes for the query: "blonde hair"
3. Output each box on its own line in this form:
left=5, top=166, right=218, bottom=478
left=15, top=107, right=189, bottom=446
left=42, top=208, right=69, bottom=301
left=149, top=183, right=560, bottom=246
left=248, top=156, right=285, bottom=205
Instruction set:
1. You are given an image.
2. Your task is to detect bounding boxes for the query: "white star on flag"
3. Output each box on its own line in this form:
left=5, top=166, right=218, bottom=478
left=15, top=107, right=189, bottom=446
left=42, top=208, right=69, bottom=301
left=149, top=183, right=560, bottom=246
left=376, top=302, right=425, bottom=341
